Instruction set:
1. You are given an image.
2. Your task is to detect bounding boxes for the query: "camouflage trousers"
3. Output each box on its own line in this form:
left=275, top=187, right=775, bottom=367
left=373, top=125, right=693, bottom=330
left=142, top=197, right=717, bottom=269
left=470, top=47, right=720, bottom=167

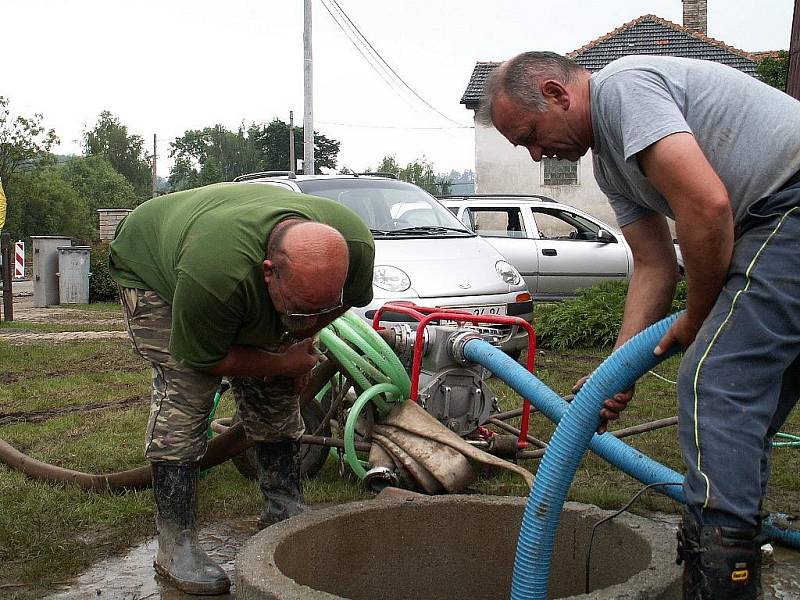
left=119, top=287, right=305, bottom=462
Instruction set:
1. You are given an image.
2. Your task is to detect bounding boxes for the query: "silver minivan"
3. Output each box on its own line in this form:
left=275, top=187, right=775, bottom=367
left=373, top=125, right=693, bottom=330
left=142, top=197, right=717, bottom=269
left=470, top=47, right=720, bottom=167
left=235, top=174, right=533, bottom=355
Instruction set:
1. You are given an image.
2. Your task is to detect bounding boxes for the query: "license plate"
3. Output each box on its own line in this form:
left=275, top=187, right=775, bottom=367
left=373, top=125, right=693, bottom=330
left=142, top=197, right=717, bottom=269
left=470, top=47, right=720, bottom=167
left=440, top=304, right=507, bottom=319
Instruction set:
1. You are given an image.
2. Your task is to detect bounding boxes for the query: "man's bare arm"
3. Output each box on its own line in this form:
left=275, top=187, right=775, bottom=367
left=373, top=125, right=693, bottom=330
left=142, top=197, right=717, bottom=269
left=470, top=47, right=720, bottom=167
left=202, top=340, right=318, bottom=378
left=583, top=212, right=678, bottom=432
left=617, top=212, right=680, bottom=347
left=638, top=132, right=733, bottom=351
left=201, top=306, right=353, bottom=379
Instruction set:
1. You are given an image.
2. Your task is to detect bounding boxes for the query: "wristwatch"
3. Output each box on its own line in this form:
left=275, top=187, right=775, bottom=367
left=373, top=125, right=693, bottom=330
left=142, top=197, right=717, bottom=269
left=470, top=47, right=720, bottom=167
left=280, top=331, right=304, bottom=344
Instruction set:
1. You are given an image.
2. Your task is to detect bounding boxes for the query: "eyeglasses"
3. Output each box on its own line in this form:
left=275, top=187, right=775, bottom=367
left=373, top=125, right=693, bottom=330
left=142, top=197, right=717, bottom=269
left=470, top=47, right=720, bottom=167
left=273, top=267, right=344, bottom=318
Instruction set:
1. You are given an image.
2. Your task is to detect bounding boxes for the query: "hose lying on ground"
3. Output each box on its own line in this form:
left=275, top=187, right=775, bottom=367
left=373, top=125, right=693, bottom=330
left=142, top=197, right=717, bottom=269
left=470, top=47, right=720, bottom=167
left=0, top=358, right=338, bottom=492
left=0, top=422, right=250, bottom=492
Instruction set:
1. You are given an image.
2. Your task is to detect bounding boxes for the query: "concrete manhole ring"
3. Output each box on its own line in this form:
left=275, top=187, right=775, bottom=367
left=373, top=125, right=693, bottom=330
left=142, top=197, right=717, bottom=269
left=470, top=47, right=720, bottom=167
left=237, top=495, right=680, bottom=600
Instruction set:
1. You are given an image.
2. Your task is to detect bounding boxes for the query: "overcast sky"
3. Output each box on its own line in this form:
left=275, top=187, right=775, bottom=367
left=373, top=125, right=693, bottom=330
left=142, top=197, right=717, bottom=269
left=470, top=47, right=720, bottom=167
left=2, top=0, right=794, bottom=178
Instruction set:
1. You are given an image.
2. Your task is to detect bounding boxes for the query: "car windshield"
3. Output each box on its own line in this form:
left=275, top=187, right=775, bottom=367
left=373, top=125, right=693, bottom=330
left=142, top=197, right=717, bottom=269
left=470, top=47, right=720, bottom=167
left=296, top=179, right=473, bottom=237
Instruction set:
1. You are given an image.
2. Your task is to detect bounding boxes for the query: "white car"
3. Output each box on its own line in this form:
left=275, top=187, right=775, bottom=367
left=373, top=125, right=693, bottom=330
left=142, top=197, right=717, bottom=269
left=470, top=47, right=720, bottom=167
left=442, top=195, right=683, bottom=300
left=233, top=173, right=534, bottom=354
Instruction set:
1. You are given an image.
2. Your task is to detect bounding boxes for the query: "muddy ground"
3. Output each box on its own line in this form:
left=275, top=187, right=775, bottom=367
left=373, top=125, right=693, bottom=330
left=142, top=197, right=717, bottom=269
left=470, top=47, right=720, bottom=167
left=3, top=288, right=800, bottom=599
left=45, top=518, right=257, bottom=600
left=39, top=513, right=800, bottom=600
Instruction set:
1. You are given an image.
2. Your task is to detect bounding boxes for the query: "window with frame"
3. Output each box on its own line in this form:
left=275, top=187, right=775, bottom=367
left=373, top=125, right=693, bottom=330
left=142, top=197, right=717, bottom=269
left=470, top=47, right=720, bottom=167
left=533, top=208, right=602, bottom=240
left=469, top=207, right=526, bottom=238
left=542, top=158, right=578, bottom=185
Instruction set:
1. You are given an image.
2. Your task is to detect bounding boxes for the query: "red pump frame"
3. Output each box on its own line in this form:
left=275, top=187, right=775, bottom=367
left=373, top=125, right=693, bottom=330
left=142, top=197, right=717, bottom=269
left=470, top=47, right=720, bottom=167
left=371, top=302, right=536, bottom=449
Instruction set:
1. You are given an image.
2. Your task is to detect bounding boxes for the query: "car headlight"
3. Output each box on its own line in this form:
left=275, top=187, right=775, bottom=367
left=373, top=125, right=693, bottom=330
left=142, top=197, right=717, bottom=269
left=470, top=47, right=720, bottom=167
left=373, top=265, right=411, bottom=292
left=495, top=260, right=521, bottom=285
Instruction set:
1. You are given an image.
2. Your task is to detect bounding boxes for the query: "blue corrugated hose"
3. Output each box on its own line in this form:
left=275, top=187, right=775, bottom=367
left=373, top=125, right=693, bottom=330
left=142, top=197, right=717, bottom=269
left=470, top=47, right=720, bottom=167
left=462, top=312, right=800, bottom=600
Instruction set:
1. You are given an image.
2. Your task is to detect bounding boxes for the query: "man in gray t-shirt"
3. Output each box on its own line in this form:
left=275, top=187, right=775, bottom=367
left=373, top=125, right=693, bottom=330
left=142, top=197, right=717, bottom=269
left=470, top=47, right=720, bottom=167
left=478, top=51, right=800, bottom=599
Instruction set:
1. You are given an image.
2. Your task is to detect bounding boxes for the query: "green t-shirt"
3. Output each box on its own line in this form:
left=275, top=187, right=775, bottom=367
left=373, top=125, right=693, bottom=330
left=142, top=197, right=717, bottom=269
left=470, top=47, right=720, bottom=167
left=109, top=182, right=374, bottom=369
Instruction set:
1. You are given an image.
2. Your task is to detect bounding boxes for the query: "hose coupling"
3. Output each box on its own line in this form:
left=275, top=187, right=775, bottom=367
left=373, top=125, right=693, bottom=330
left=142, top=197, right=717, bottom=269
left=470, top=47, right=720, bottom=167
left=363, top=466, right=400, bottom=493
left=386, top=323, right=430, bottom=362
left=448, top=330, right=483, bottom=365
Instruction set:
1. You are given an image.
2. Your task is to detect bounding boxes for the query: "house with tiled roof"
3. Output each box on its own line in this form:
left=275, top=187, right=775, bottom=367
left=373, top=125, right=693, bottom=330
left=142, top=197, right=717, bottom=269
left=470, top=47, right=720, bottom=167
left=461, top=1, right=771, bottom=225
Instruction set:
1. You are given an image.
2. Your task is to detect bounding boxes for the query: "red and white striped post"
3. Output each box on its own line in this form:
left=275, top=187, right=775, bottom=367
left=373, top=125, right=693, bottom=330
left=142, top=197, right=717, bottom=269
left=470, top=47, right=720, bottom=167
left=14, top=240, right=24, bottom=279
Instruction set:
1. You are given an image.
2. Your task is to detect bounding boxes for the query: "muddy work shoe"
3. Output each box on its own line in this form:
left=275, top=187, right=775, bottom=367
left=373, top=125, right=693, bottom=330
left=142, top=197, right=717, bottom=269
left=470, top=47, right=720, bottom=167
left=151, top=461, right=230, bottom=595
left=676, top=509, right=766, bottom=600
left=255, top=441, right=307, bottom=529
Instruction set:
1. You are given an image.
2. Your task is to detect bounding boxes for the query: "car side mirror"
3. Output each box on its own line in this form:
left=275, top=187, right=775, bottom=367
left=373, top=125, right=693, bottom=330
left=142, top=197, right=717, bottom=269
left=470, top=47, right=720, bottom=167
left=596, top=229, right=615, bottom=243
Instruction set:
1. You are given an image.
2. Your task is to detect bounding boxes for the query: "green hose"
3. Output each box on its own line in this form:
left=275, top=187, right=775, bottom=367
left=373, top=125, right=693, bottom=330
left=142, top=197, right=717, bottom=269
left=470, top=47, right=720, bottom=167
left=318, top=329, right=393, bottom=412
left=772, top=432, right=800, bottom=448
left=337, top=312, right=410, bottom=397
left=343, top=383, right=403, bottom=478
left=205, top=312, right=411, bottom=480
left=318, top=312, right=411, bottom=479
left=208, top=389, right=223, bottom=439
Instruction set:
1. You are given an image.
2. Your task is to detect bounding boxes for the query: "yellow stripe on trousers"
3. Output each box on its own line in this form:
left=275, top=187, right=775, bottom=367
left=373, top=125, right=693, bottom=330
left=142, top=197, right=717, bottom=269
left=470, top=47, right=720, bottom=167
left=691, top=206, right=799, bottom=508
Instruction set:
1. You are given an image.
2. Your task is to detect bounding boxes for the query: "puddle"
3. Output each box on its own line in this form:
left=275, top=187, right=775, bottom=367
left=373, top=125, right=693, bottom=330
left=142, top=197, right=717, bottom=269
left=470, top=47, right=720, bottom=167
left=43, top=512, right=800, bottom=599
left=765, top=545, right=800, bottom=600
left=45, top=518, right=260, bottom=600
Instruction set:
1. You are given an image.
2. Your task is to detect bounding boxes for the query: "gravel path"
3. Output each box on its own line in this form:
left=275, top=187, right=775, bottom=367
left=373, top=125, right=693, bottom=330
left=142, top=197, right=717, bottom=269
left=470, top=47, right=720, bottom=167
left=0, top=293, right=127, bottom=344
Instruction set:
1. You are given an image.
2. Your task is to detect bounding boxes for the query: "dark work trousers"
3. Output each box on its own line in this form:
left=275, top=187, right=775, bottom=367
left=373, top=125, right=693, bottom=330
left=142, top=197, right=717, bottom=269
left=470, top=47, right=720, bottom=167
left=677, top=181, right=800, bottom=529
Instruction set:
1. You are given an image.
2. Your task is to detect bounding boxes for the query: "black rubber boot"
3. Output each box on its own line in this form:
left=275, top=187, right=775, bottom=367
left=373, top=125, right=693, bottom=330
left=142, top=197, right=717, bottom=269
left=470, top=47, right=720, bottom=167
left=151, top=461, right=230, bottom=596
left=676, top=508, right=766, bottom=600
left=255, top=441, right=306, bottom=529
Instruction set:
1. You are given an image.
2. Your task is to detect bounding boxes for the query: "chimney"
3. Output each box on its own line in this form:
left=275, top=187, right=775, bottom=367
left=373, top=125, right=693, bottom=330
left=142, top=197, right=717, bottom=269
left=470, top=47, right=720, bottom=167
left=683, top=0, right=707, bottom=34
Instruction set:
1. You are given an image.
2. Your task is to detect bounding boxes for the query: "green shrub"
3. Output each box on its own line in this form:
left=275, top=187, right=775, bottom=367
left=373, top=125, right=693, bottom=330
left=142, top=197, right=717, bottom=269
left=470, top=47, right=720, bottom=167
left=534, top=280, right=687, bottom=350
left=89, top=243, right=118, bottom=303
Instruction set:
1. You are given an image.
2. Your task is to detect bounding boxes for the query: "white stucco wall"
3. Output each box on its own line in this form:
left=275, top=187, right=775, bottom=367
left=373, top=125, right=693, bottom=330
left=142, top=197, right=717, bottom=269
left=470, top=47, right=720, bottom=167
left=473, top=121, right=619, bottom=228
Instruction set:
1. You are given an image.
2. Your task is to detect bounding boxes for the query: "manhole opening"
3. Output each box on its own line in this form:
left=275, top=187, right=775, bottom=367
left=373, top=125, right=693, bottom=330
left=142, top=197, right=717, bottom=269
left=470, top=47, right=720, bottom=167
left=274, top=501, right=651, bottom=599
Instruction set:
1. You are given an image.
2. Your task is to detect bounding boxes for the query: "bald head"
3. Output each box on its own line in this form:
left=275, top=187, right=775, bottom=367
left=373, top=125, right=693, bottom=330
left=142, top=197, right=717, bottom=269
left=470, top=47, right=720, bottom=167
left=264, top=220, right=349, bottom=323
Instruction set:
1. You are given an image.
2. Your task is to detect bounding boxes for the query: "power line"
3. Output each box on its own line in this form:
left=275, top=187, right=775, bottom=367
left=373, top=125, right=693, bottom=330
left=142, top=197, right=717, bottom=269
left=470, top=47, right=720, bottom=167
left=327, top=0, right=465, bottom=127
left=319, top=0, right=468, bottom=128
left=318, top=120, right=472, bottom=130
left=318, top=0, right=416, bottom=111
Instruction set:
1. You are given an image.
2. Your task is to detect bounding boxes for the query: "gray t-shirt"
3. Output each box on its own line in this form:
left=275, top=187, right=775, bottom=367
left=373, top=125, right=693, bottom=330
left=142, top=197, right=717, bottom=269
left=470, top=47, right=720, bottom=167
left=591, top=55, right=800, bottom=228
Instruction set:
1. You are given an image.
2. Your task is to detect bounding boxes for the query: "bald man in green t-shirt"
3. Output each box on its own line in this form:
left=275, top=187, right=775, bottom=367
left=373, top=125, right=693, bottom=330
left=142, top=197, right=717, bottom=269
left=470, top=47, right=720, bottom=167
left=110, top=182, right=374, bottom=595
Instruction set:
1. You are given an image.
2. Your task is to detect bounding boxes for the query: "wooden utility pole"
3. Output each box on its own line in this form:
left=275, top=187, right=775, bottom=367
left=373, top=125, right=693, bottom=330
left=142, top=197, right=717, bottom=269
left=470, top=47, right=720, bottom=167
left=788, top=0, right=800, bottom=100
left=289, top=111, right=296, bottom=172
left=303, top=0, right=315, bottom=175
left=151, top=133, right=158, bottom=198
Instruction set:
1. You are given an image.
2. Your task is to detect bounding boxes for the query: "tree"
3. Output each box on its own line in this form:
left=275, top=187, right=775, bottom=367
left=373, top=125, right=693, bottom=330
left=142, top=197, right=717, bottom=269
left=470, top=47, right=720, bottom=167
left=248, top=119, right=340, bottom=175
left=445, top=169, right=475, bottom=185
left=374, top=156, right=401, bottom=177
left=168, top=119, right=341, bottom=191
left=0, top=96, right=58, bottom=185
left=85, top=111, right=152, bottom=198
left=3, top=156, right=138, bottom=242
left=59, top=155, right=139, bottom=216
left=371, top=155, right=452, bottom=196
left=5, top=168, right=92, bottom=242
left=168, top=124, right=254, bottom=190
left=757, top=51, right=789, bottom=91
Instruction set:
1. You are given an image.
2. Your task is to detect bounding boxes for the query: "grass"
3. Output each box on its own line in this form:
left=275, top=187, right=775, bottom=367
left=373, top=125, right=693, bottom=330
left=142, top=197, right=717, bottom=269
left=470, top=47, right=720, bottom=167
left=1, top=306, right=798, bottom=598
